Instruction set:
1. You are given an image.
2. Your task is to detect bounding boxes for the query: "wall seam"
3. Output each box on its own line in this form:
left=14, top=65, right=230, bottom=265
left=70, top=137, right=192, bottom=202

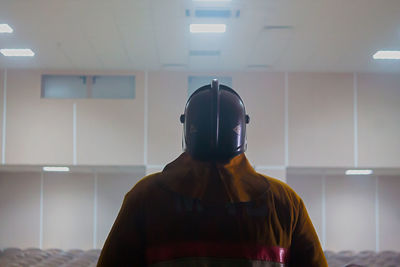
left=322, top=174, right=326, bottom=250
left=284, top=72, right=289, bottom=167
left=39, top=172, right=44, bottom=249
left=73, top=102, right=77, bottom=165
left=353, top=73, right=358, bottom=167
left=2, top=69, right=7, bottom=164
left=144, top=71, right=149, bottom=167
left=93, top=172, right=98, bottom=249
left=375, top=176, right=380, bottom=252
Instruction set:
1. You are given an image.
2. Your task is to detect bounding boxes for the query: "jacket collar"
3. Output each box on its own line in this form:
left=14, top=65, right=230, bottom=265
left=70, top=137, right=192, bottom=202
left=159, top=152, right=270, bottom=203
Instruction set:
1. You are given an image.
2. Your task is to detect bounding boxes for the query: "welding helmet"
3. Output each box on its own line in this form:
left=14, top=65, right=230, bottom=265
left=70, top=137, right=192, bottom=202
left=180, top=79, right=250, bottom=162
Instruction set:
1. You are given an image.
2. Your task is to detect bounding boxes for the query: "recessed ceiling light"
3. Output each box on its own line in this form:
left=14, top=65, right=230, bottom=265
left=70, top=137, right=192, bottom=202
left=345, top=169, right=373, bottom=175
left=190, top=24, right=226, bottom=33
left=0, top=24, right=13, bottom=33
left=373, top=50, right=400, bottom=60
left=43, top=166, right=70, bottom=172
left=0, top=49, right=35, bottom=57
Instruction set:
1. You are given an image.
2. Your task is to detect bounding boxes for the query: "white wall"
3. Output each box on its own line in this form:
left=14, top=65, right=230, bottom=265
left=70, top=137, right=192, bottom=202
left=234, top=72, right=286, bottom=167
left=2, top=70, right=145, bottom=166
left=379, top=175, right=400, bottom=251
left=358, top=73, right=400, bottom=167
left=147, top=71, right=187, bottom=165
left=0, top=70, right=4, bottom=162
left=1, top=69, right=400, bottom=170
left=287, top=171, right=400, bottom=252
left=288, top=73, right=354, bottom=167
left=6, top=70, right=74, bottom=165
left=0, top=170, right=144, bottom=250
left=0, top=69, right=400, bottom=251
left=0, top=172, right=41, bottom=248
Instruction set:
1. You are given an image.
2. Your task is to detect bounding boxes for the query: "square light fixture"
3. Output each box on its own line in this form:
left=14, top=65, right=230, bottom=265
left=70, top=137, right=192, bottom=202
left=0, top=24, right=13, bottom=33
left=345, top=169, right=373, bottom=175
left=43, top=166, right=70, bottom=172
left=0, top=49, right=35, bottom=57
left=373, top=50, right=400, bottom=59
left=190, top=24, right=226, bottom=33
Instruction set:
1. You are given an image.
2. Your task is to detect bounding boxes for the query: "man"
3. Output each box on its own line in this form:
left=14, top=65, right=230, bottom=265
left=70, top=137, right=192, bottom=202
left=98, top=80, right=327, bottom=267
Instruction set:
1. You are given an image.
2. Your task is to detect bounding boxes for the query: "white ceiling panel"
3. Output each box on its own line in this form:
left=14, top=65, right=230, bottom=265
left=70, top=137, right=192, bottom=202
left=247, top=28, right=293, bottom=67
left=82, top=7, right=132, bottom=69
left=113, top=1, right=159, bottom=69
left=189, top=55, right=222, bottom=71
left=0, top=0, right=400, bottom=72
left=154, top=19, right=189, bottom=65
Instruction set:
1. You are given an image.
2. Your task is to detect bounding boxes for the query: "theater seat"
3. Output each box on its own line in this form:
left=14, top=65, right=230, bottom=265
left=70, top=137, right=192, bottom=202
left=0, top=248, right=399, bottom=266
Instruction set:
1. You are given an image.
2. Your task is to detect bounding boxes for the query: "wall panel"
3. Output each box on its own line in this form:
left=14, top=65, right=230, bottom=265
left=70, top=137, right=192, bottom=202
left=287, top=174, right=323, bottom=242
left=6, top=70, right=73, bottom=165
left=234, top=72, right=285, bottom=166
left=77, top=72, right=145, bottom=165
left=379, top=175, right=400, bottom=251
left=0, top=172, right=41, bottom=249
left=43, top=172, right=94, bottom=249
left=325, top=175, right=376, bottom=251
left=358, top=73, right=400, bottom=167
left=96, top=171, right=144, bottom=248
left=147, top=71, right=187, bottom=165
left=0, top=70, right=3, bottom=162
left=288, top=73, right=354, bottom=167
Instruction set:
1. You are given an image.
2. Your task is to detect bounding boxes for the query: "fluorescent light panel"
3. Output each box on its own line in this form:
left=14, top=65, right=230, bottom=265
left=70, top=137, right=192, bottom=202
left=190, top=24, right=226, bottom=33
left=0, top=49, right=35, bottom=57
left=43, top=166, right=70, bottom=172
left=345, top=169, right=373, bottom=175
left=373, top=50, right=400, bottom=59
left=0, top=24, right=13, bottom=33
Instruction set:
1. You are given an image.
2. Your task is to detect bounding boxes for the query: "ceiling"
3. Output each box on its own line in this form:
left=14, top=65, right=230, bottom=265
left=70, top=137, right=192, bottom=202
left=1, top=0, right=400, bottom=72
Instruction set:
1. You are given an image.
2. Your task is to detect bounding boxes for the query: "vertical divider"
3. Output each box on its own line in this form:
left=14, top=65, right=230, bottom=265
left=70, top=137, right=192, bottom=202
left=73, top=102, right=77, bottom=165
left=322, top=174, right=326, bottom=250
left=375, top=176, right=380, bottom=252
left=284, top=72, right=289, bottom=167
left=93, top=171, right=98, bottom=249
left=353, top=73, right=358, bottom=168
left=39, top=172, right=44, bottom=249
left=144, top=71, right=149, bottom=167
left=2, top=69, right=7, bottom=164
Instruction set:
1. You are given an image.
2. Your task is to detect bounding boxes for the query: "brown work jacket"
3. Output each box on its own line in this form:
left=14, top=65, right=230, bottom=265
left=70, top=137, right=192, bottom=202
left=98, top=152, right=327, bottom=267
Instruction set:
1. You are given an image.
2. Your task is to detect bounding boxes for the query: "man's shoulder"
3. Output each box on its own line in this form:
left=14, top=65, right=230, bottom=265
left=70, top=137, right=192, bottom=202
left=258, top=173, right=302, bottom=206
left=125, top=172, right=163, bottom=200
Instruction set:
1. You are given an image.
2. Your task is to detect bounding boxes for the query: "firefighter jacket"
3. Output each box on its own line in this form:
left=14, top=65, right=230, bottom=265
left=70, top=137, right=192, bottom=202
left=98, top=152, right=327, bottom=267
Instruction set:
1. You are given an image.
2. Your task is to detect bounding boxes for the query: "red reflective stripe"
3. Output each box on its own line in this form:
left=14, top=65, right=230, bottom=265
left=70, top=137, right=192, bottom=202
left=146, top=242, right=289, bottom=264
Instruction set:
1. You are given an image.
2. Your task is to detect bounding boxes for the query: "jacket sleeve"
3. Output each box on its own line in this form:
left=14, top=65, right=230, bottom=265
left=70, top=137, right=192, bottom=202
left=97, top=192, right=145, bottom=267
left=288, top=199, right=328, bottom=267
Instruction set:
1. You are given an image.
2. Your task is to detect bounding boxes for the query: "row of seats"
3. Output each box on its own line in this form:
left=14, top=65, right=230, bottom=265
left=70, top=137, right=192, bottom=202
left=0, top=248, right=100, bottom=267
left=325, top=250, right=400, bottom=267
left=0, top=248, right=399, bottom=266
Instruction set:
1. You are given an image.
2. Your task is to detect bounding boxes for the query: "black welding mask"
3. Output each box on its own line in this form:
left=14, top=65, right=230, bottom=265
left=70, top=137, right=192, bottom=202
left=180, top=79, right=250, bottom=162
